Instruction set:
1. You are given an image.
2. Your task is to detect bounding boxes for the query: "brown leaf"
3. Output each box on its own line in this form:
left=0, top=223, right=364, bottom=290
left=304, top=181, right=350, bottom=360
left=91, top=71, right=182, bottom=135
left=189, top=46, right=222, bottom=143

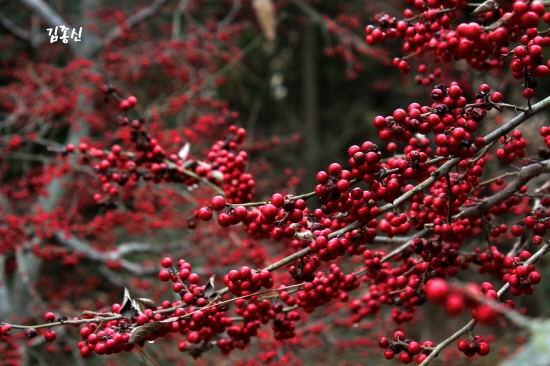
left=204, top=275, right=216, bottom=298
left=128, top=322, right=165, bottom=344
left=252, top=0, right=276, bottom=41
left=120, top=288, right=141, bottom=319
left=472, top=0, right=514, bottom=14
left=137, top=298, right=157, bottom=311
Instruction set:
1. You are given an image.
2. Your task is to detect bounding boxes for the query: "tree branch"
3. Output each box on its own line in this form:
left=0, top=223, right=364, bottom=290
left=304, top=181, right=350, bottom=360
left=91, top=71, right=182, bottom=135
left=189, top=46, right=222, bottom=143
left=53, top=233, right=158, bottom=276
left=420, top=241, right=550, bottom=365
left=461, top=159, right=550, bottom=219
left=0, top=11, right=30, bottom=40
left=20, top=0, right=69, bottom=29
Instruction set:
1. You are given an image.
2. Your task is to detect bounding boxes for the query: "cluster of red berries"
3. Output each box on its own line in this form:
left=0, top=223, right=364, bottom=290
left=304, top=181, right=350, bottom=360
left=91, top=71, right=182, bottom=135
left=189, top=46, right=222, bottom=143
left=539, top=126, right=550, bottom=149
left=223, top=266, right=274, bottom=296
left=284, top=264, right=359, bottom=312
left=366, top=0, right=550, bottom=86
left=456, top=335, right=490, bottom=357
left=503, top=251, right=542, bottom=296
left=374, top=83, right=488, bottom=159
left=495, top=130, right=526, bottom=162
left=65, top=91, right=252, bottom=208
left=511, top=215, right=549, bottom=237
left=508, top=38, right=550, bottom=99
left=379, top=331, right=435, bottom=364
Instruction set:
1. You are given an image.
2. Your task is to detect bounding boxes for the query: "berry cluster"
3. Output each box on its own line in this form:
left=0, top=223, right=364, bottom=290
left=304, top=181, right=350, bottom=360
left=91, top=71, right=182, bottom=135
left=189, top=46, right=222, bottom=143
left=224, top=266, right=274, bottom=296
left=379, top=331, right=435, bottom=364
left=503, top=251, right=542, bottom=296
left=456, top=335, right=490, bottom=357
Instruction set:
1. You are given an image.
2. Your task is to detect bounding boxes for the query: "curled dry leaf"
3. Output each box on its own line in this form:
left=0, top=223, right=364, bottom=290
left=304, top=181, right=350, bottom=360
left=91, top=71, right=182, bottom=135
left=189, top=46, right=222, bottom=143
left=136, top=298, right=157, bottom=311
left=209, top=170, right=224, bottom=182
left=178, top=142, right=190, bottom=161
left=120, top=287, right=142, bottom=319
left=472, top=0, right=514, bottom=14
left=128, top=317, right=179, bottom=344
left=128, top=322, right=165, bottom=344
left=204, top=275, right=216, bottom=298
left=252, top=0, right=276, bottom=41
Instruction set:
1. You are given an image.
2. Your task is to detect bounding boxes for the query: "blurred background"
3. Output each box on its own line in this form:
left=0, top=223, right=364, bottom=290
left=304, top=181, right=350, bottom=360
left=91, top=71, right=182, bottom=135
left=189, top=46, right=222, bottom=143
left=1, top=0, right=549, bottom=365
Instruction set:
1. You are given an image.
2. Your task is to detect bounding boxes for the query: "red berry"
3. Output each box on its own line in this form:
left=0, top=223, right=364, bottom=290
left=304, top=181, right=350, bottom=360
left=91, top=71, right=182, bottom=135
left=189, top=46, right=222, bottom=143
left=408, top=341, right=421, bottom=355
left=161, top=257, right=173, bottom=268
left=511, top=225, right=524, bottom=237
left=210, top=196, right=226, bottom=211
left=529, top=271, right=542, bottom=284
left=384, top=350, right=395, bottom=360
left=44, top=331, right=57, bottom=342
left=393, top=330, right=405, bottom=341
left=490, top=92, right=503, bottom=103
left=524, top=216, right=537, bottom=228
left=425, top=278, right=450, bottom=304
left=477, top=342, right=491, bottom=356
left=473, top=304, right=499, bottom=325
left=158, top=270, right=171, bottom=282
left=44, top=312, right=56, bottom=322
left=198, top=207, right=213, bottom=221
left=399, top=352, right=413, bottom=363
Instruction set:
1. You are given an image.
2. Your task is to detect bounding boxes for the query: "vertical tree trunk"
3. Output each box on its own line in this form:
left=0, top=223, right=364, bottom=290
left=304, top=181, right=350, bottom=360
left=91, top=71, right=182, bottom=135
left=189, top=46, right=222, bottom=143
left=301, top=20, right=321, bottom=178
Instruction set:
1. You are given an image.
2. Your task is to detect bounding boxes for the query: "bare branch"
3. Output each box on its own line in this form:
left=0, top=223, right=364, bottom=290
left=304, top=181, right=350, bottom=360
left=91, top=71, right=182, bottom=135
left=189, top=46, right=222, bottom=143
left=53, top=233, right=158, bottom=276
left=461, top=159, right=550, bottom=219
left=0, top=11, right=30, bottom=40
left=171, top=0, right=190, bottom=40
left=19, top=0, right=70, bottom=29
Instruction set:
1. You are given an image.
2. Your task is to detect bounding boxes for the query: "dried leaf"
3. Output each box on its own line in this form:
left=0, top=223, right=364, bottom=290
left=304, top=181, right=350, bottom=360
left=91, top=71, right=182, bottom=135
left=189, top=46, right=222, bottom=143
left=178, top=142, right=190, bottom=161
left=137, top=298, right=157, bottom=311
left=252, top=0, right=276, bottom=41
left=472, top=0, right=514, bottom=14
left=120, top=287, right=141, bottom=319
left=472, top=0, right=497, bottom=14
left=128, top=322, right=165, bottom=344
left=204, top=275, right=216, bottom=298
left=209, top=170, right=224, bottom=182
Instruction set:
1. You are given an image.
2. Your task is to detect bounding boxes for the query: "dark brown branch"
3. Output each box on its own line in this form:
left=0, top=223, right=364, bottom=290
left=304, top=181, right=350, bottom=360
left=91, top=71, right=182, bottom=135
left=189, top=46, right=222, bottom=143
left=0, top=11, right=30, bottom=40
left=461, top=159, right=550, bottom=219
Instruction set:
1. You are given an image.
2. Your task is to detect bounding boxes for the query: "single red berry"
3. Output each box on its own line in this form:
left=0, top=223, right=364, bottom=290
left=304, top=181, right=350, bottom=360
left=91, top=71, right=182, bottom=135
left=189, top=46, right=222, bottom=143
left=524, top=216, right=537, bottom=228
left=399, top=352, right=413, bottom=363
left=529, top=271, right=542, bottom=284
left=490, top=92, right=503, bottom=103
left=523, top=88, right=535, bottom=99
left=515, top=265, right=528, bottom=277
left=210, top=196, right=226, bottom=211
left=477, top=342, right=491, bottom=356
left=161, top=257, right=173, bottom=268
left=44, top=312, right=56, bottom=322
left=408, top=341, right=421, bottom=355
left=393, top=330, right=405, bottom=341
left=44, top=331, right=57, bottom=342
left=424, top=278, right=450, bottom=304
left=158, top=270, right=171, bottom=282
left=198, top=207, right=213, bottom=221
left=511, top=225, right=524, bottom=237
